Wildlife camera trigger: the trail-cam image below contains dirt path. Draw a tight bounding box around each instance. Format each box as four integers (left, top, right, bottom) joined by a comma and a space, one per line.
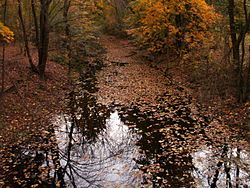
96, 35, 169, 107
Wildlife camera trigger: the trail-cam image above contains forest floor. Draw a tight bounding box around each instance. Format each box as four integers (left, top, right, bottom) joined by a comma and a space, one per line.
0, 46, 71, 146
96, 35, 250, 143
1, 36, 249, 146
0, 35, 250, 187
0, 35, 249, 150
94, 35, 250, 187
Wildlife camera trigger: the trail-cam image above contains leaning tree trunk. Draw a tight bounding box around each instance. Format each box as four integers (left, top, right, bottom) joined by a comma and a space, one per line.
17, 0, 38, 72
38, 0, 51, 79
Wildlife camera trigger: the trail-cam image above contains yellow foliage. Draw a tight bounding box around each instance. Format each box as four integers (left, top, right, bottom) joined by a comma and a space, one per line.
0, 21, 14, 43
126, 0, 220, 53
94, 0, 124, 30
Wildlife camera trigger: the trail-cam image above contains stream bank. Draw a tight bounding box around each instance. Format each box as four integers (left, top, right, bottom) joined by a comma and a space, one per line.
1, 35, 249, 187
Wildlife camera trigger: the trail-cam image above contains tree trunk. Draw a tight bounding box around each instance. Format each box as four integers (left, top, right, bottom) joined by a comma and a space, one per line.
1, 45, 6, 94
245, 46, 250, 100
31, 0, 39, 48
241, 0, 250, 102
227, 0, 250, 102
63, 0, 72, 74
228, 0, 239, 64
1, 0, 7, 94
17, 0, 38, 72
38, 0, 51, 79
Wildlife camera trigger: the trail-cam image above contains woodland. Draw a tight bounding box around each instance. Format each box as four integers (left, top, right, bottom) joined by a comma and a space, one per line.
0, 0, 250, 187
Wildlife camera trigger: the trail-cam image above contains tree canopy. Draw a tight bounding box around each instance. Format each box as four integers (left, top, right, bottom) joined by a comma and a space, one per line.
0, 21, 14, 43
126, 0, 220, 53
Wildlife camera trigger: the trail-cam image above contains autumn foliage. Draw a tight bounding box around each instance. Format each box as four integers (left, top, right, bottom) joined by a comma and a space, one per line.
0, 21, 14, 43
126, 0, 219, 53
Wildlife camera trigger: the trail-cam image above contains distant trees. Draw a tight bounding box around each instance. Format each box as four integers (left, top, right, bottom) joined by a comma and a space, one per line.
1, 0, 129, 81
63, 0, 71, 73
124, 0, 250, 102
125, 0, 219, 53
1, 0, 249, 102
227, 0, 250, 102
94, 0, 128, 33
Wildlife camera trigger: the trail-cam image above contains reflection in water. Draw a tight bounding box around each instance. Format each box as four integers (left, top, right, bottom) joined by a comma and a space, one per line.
118, 105, 201, 187
50, 64, 142, 187
118, 103, 250, 188
1, 63, 250, 187
53, 111, 142, 187
192, 146, 250, 188
0, 145, 50, 187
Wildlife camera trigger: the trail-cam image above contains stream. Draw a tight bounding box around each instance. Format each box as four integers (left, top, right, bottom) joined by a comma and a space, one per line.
1, 61, 250, 188
50, 63, 250, 187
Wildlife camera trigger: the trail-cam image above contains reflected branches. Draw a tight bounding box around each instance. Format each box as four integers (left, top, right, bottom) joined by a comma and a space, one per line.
49, 62, 141, 187
1, 60, 249, 187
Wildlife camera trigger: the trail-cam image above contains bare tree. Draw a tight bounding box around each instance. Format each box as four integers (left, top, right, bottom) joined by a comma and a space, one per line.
38, 0, 52, 79
17, 0, 38, 72
228, 0, 250, 102
63, 0, 72, 74
31, 0, 39, 48
1, 0, 7, 94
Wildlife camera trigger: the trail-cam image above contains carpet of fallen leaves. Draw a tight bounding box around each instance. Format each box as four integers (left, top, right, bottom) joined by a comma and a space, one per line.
96, 35, 250, 143
96, 35, 250, 187
0, 45, 72, 186
0, 36, 249, 187
97, 36, 169, 109
0, 46, 70, 144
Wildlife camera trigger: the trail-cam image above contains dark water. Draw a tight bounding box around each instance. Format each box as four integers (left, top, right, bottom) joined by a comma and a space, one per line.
1, 62, 250, 188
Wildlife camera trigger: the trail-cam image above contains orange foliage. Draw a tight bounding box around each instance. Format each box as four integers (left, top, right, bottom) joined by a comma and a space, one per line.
126, 0, 220, 53
0, 21, 14, 43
